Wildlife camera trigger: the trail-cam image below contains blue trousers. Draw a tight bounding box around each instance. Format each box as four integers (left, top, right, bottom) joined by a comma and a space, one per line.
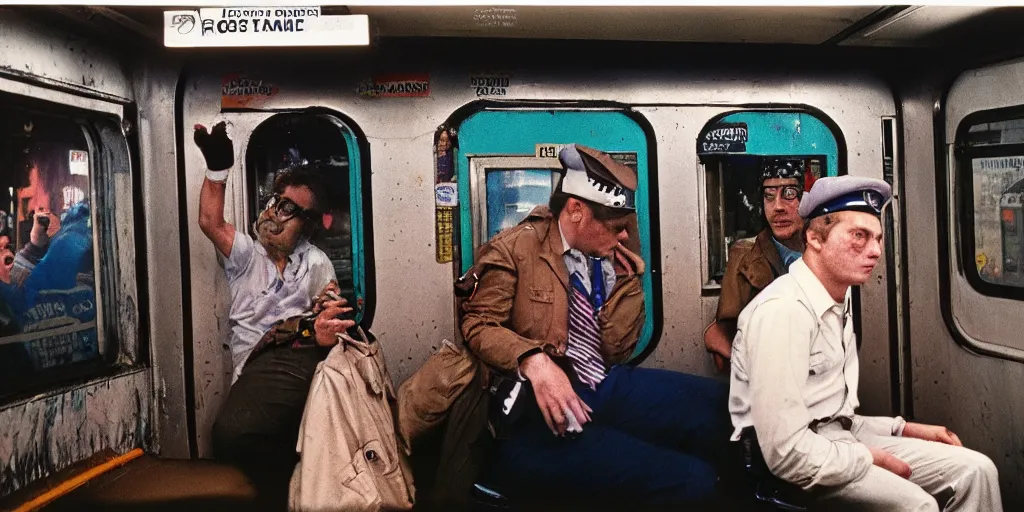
486, 365, 731, 507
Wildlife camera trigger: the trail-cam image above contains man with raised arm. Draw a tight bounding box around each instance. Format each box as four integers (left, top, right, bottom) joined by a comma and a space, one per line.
730, 175, 1002, 511
193, 122, 353, 502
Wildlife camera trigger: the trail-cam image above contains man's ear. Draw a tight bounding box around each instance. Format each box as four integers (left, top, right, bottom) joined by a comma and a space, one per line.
321, 212, 334, 232
565, 197, 581, 215
805, 228, 823, 252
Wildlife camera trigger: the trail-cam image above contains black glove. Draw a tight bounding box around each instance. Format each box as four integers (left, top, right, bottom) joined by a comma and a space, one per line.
193, 121, 234, 171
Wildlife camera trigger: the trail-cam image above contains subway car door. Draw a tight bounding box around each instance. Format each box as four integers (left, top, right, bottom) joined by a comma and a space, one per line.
687, 107, 897, 413
448, 108, 659, 362
183, 81, 369, 457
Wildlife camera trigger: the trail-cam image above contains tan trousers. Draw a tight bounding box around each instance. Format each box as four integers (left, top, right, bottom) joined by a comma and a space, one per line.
812, 425, 1002, 512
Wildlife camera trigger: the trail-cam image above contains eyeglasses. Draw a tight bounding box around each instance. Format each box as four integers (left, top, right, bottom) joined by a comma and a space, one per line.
763, 185, 801, 203
263, 194, 318, 223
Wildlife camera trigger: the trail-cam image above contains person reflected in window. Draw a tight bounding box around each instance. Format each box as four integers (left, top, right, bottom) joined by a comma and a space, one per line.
460, 144, 732, 508
704, 158, 811, 371
730, 176, 1002, 511
0, 201, 97, 371
193, 122, 354, 506
0, 234, 17, 337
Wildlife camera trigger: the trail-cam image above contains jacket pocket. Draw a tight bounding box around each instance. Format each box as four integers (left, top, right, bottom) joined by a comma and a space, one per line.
289, 452, 381, 512
361, 439, 415, 510
807, 350, 838, 376
528, 287, 554, 304
340, 455, 382, 511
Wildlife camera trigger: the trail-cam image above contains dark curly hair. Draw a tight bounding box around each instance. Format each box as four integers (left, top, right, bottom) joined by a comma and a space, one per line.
271, 163, 336, 238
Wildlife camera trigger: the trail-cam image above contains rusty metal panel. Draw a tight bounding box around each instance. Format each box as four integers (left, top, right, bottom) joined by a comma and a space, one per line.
0, 10, 132, 103
0, 370, 150, 496
131, 58, 189, 459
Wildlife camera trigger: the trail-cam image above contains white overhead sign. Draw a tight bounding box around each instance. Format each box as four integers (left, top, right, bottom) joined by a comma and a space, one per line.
164, 7, 369, 47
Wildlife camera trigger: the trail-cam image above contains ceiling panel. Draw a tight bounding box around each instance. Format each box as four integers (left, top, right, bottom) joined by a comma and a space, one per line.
838, 5, 1000, 47
351, 6, 878, 45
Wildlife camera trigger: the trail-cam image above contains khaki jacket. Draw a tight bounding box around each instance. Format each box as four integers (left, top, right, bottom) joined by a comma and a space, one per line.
715, 228, 787, 324
289, 328, 415, 512
461, 206, 646, 374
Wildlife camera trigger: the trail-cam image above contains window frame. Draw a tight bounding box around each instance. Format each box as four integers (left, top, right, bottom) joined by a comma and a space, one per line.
0, 86, 140, 405
468, 156, 563, 250
241, 109, 374, 326
450, 105, 661, 364
955, 105, 1024, 302
696, 108, 846, 294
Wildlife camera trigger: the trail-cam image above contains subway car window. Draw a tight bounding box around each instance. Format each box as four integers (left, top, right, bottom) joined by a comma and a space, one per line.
0, 100, 102, 396
698, 111, 839, 286
484, 169, 558, 240
245, 113, 363, 314
958, 111, 1024, 291
455, 110, 656, 360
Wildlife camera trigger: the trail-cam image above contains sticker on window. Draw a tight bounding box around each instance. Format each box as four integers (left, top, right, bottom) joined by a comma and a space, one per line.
69, 150, 89, 176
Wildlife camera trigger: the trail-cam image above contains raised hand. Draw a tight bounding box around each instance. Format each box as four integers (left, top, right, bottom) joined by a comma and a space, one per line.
193, 121, 234, 171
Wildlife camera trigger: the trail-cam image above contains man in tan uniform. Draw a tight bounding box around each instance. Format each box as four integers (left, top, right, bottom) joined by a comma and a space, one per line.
462, 144, 730, 508
705, 158, 810, 370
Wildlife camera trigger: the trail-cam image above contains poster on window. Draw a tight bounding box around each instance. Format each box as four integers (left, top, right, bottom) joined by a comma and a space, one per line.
972, 156, 1024, 283
69, 150, 89, 176
697, 122, 748, 154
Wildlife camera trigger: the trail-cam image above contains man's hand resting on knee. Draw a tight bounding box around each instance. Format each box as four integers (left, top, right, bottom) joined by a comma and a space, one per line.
869, 447, 912, 479
519, 352, 593, 437
902, 422, 963, 447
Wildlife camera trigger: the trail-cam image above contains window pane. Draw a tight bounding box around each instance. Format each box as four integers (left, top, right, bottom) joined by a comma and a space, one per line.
0, 106, 100, 384
485, 169, 554, 240
704, 154, 826, 283
246, 114, 357, 305
971, 156, 1024, 287
966, 119, 1024, 147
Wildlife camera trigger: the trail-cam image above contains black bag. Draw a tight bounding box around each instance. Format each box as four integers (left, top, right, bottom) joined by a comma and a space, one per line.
740, 427, 809, 510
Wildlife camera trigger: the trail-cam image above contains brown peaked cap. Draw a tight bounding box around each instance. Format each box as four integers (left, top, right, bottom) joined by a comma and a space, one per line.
574, 145, 638, 191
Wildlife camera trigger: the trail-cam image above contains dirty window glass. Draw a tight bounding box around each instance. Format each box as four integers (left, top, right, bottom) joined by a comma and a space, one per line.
965, 118, 1024, 147
485, 169, 556, 239
0, 105, 101, 388
969, 156, 1024, 287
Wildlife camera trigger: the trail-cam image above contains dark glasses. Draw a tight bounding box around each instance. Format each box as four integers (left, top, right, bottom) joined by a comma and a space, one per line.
762, 185, 802, 202
263, 194, 318, 223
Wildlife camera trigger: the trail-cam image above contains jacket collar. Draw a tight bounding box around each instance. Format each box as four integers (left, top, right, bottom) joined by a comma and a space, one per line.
751, 228, 787, 277
527, 206, 571, 290
525, 205, 645, 289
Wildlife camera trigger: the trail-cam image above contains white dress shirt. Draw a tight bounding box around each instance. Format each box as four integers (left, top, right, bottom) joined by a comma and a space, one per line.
729, 257, 903, 490
222, 230, 336, 383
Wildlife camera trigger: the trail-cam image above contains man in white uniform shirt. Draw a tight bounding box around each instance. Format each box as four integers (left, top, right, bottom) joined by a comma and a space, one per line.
729, 175, 1002, 511
193, 122, 355, 507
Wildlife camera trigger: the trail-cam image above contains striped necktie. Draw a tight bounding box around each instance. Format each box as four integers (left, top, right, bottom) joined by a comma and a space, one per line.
565, 258, 607, 390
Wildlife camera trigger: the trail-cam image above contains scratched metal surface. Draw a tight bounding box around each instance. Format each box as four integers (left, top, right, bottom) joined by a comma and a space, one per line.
0, 370, 150, 496
0, 11, 146, 497
0, 10, 132, 103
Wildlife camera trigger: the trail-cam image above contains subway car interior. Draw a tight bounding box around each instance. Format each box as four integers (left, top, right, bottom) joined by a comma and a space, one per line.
3, 3, 1024, 511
